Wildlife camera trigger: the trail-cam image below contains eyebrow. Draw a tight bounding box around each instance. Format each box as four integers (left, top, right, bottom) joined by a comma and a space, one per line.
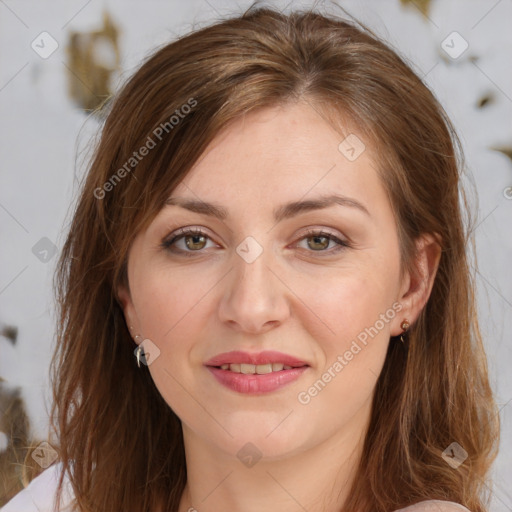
165, 194, 371, 222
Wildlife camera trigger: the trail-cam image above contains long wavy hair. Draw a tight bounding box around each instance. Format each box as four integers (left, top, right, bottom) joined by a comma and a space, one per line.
48, 3, 499, 511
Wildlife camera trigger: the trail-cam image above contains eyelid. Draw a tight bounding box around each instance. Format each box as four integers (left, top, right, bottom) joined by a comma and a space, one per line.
298, 226, 346, 240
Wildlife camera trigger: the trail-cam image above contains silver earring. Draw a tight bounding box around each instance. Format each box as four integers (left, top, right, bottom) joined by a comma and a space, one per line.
135, 344, 143, 368
133, 333, 143, 368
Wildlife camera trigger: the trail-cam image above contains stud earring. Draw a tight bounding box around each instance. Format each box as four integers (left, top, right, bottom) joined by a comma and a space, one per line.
400, 319, 410, 344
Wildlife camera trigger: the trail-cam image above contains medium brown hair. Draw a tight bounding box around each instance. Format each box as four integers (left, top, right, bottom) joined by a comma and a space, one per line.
49, 3, 499, 511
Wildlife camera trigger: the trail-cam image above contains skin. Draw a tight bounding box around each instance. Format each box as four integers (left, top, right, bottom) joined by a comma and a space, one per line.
117, 100, 441, 512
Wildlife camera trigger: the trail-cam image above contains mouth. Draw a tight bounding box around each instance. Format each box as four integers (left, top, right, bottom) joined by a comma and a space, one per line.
204, 350, 310, 394
209, 362, 308, 374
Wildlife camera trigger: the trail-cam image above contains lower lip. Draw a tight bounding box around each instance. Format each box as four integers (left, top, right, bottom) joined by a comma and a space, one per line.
206, 366, 309, 394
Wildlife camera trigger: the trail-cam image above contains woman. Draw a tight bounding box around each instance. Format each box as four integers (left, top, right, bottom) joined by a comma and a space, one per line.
2, 4, 499, 512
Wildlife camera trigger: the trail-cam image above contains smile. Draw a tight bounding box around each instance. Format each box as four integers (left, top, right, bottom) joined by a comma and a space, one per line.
219, 363, 296, 373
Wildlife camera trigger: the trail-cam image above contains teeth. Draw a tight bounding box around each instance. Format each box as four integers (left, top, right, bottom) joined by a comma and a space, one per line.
219, 363, 298, 373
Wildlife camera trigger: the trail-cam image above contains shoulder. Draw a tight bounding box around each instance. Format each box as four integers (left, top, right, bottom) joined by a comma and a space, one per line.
1, 462, 76, 512
394, 500, 472, 512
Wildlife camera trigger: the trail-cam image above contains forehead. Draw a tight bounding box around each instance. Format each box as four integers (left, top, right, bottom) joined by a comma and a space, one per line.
168, 102, 386, 219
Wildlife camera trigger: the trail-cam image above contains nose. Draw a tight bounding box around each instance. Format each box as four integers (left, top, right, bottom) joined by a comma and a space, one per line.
217, 246, 290, 334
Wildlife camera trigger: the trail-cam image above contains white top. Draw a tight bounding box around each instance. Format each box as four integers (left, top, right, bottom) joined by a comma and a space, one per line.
1, 463, 75, 512
1, 463, 473, 512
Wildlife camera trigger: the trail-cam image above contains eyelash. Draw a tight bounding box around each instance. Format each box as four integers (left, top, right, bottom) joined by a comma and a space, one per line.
160, 227, 350, 257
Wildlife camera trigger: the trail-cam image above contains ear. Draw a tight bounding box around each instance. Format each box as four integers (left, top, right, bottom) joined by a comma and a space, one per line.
392, 233, 442, 336
117, 283, 140, 342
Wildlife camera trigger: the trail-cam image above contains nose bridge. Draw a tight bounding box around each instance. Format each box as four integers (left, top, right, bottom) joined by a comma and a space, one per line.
218, 236, 288, 332
235, 244, 271, 297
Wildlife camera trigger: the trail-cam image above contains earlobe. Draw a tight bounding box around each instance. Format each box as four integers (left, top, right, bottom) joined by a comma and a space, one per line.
395, 233, 442, 335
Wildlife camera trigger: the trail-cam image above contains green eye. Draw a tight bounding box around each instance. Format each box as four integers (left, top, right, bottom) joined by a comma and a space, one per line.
297, 230, 349, 254
182, 232, 208, 251
161, 228, 213, 255
306, 234, 331, 251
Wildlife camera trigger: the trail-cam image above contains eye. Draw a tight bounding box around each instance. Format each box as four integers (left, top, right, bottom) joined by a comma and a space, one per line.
161, 227, 350, 257
295, 229, 350, 255
161, 228, 217, 256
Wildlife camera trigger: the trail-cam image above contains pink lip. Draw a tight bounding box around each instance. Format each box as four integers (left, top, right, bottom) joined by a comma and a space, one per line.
206, 366, 309, 394
204, 350, 310, 395
204, 350, 309, 368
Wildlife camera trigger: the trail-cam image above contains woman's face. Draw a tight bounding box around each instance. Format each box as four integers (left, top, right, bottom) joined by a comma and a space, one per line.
118, 101, 429, 461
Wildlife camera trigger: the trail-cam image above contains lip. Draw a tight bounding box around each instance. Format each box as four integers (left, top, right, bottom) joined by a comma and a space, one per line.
206, 366, 309, 394
204, 350, 309, 368
204, 350, 310, 395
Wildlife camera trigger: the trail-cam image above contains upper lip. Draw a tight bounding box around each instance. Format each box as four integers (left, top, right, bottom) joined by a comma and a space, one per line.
204, 350, 309, 368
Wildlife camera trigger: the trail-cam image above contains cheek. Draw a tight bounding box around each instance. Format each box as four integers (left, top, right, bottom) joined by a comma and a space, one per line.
130, 268, 214, 419
129, 263, 230, 392
294, 267, 397, 356
292, 269, 398, 403
132, 265, 217, 342
292, 273, 395, 431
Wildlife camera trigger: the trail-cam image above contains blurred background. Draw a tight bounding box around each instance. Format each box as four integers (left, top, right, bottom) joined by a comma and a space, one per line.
0, 0, 511, 508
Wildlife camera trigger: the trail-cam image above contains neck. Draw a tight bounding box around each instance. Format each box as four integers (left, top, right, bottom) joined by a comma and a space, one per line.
176, 398, 372, 512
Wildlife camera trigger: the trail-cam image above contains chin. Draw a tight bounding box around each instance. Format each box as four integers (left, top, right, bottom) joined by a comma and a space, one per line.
207, 415, 310, 459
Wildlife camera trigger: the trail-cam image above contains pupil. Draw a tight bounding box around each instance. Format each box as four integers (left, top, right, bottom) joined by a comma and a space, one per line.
309, 235, 328, 250
186, 235, 206, 250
